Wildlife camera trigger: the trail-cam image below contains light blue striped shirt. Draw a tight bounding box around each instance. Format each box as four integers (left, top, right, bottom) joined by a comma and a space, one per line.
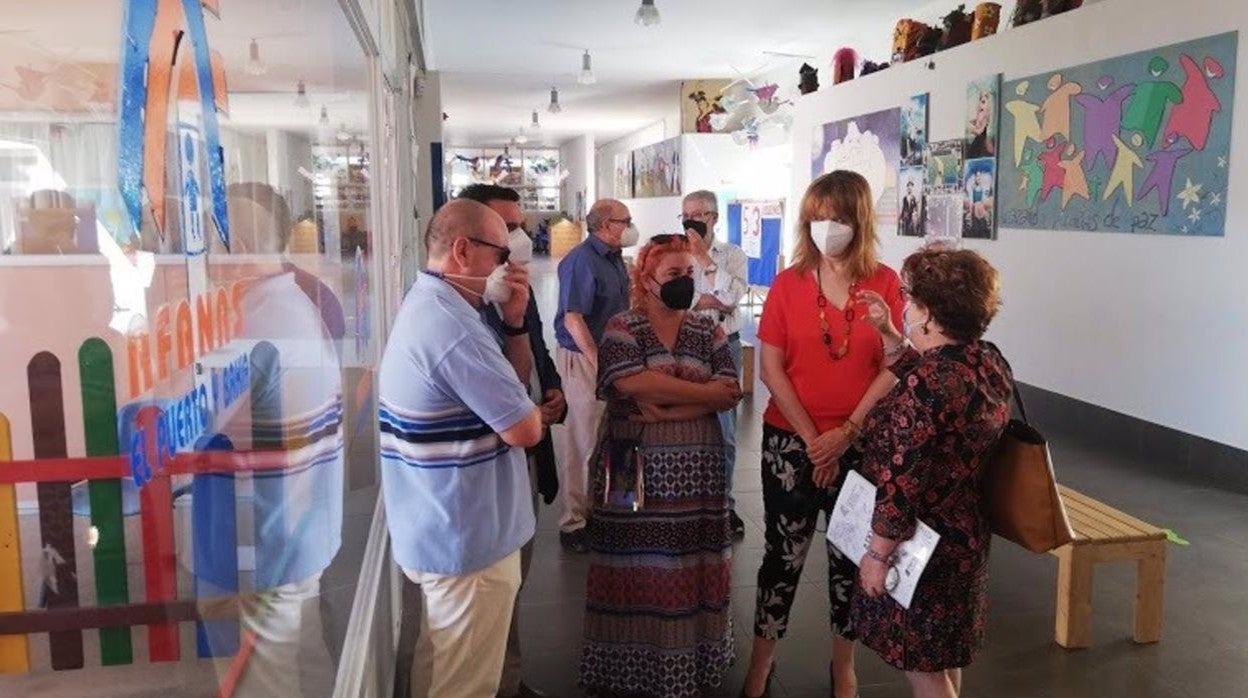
379, 272, 536, 575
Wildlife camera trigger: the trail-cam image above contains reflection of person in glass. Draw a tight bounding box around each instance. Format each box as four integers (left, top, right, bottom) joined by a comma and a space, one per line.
201, 182, 344, 696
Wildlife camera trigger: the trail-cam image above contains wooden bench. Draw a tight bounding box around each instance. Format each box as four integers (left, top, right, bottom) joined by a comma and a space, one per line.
1049, 485, 1167, 649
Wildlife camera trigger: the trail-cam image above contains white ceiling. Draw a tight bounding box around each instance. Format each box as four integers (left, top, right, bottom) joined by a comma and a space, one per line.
424, 0, 926, 148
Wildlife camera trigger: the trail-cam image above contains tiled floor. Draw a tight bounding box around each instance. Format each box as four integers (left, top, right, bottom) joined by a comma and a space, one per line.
504, 256, 1248, 697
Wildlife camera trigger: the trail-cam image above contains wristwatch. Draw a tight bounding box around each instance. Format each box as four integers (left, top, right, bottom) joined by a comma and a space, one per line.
502, 320, 529, 336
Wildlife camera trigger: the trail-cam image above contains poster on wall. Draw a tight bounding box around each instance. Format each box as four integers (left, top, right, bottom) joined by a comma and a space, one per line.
682, 79, 733, 133
613, 152, 634, 199
999, 32, 1238, 236
898, 167, 926, 237
962, 156, 997, 239
902, 93, 929, 167
925, 139, 966, 244
811, 107, 902, 225
966, 74, 1002, 160
727, 200, 783, 287
632, 137, 682, 198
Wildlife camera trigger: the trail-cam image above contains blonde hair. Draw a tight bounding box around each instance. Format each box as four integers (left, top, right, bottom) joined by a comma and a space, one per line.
791, 170, 880, 282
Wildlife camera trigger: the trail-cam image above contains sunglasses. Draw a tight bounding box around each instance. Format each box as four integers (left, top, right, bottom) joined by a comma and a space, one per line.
467, 236, 511, 264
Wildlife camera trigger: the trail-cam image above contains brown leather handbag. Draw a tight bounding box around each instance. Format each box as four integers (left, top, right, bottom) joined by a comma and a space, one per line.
983, 345, 1075, 553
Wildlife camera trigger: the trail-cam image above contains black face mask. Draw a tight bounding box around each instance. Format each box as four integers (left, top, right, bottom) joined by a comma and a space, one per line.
653, 275, 695, 310
682, 219, 708, 237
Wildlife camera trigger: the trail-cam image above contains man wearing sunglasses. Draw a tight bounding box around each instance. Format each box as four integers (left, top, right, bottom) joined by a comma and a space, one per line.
553, 198, 638, 552
457, 183, 564, 698
380, 198, 542, 698
682, 190, 750, 539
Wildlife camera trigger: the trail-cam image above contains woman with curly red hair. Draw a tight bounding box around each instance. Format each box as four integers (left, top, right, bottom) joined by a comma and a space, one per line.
852, 247, 1013, 698
579, 234, 743, 697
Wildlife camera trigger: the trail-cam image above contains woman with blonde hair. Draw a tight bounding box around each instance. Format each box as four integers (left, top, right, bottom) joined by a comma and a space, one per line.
580, 234, 742, 697
741, 170, 907, 698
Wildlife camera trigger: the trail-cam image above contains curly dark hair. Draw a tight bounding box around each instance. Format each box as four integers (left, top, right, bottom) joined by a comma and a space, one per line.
902, 247, 1001, 343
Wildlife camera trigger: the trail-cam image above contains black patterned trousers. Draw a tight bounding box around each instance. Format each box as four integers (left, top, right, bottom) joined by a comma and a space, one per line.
752, 423, 859, 640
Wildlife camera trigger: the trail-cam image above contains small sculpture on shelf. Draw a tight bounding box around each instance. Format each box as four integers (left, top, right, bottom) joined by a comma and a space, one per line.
972, 3, 1002, 40
1043, 0, 1083, 16
860, 60, 889, 77
888, 18, 928, 62
917, 23, 944, 58
832, 47, 858, 85
940, 5, 973, 50
798, 63, 819, 95
1011, 0, 1044, 27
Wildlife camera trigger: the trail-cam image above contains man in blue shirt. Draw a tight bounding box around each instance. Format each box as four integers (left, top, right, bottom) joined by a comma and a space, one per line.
379, 199, 543, 697
553, 198, 636, 552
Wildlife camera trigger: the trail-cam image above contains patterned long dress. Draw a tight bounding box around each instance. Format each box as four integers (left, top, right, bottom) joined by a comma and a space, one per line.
580, 310, 736, 698
851, 342, 1013, 672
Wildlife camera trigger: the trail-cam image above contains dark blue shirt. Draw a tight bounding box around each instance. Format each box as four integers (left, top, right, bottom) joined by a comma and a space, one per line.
554, 234, 630, 352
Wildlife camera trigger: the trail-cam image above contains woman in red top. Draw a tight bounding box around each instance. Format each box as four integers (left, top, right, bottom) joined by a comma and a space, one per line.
741, 171, 907, 698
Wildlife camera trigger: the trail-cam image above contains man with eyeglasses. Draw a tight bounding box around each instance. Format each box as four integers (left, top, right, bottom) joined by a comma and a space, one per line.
380, 198, 542, 697
456, 183, 563, 698
553, 198, 638, 552
682, 190, 750, 539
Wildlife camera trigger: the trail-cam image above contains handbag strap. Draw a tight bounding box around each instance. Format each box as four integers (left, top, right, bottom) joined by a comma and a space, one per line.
984, 341, 1030, 426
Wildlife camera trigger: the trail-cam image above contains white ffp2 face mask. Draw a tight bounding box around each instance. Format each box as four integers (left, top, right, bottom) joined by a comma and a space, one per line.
620, 224, 640, 247
508, 229, 533, 266
810, 219, 855, 258
444, 264, 512, 304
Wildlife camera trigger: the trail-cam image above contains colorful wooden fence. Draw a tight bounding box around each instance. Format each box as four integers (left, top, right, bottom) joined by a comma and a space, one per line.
0, 338, 288, 679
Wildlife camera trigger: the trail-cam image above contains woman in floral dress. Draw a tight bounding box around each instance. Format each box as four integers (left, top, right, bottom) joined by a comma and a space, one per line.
853, 248, 1013, 698
580, 234, 742, 698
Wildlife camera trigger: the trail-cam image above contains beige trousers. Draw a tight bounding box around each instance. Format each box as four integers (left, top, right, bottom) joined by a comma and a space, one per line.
405, 550, 522, 698
554, 347, 605, 533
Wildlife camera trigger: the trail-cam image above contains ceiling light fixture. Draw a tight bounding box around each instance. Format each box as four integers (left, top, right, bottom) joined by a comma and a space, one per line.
635, 0, 661, 27
319, 105, 329, 126
294, 79, 309, 108
246, 38, 266, 76
548, 86, 562, 114
515, 128, 529, 145
336, 123, 352, 142
578, 50, 596, 86
531, 110, 541, 130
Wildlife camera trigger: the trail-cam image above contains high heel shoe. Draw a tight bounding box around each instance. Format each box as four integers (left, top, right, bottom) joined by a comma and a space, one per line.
739, 662, 776, 698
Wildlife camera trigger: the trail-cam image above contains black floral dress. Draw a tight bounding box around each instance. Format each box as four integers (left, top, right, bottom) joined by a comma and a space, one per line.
850, 342, 1013, 672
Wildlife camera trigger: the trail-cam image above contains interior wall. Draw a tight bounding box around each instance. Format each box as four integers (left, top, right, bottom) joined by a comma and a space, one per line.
790, 0, 1248, 450
559, 133, 595, 218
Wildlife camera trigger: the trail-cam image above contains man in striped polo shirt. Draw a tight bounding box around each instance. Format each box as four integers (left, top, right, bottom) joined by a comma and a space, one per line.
379, 199, 543, 697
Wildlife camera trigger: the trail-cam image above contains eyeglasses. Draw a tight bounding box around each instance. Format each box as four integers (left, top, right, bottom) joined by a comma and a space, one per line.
678, 211, 716, 221
467, 236, 511, 264
607, 217, 633, 227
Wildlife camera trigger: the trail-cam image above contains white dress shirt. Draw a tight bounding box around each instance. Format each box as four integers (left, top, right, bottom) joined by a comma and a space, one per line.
692, 238, 749, 337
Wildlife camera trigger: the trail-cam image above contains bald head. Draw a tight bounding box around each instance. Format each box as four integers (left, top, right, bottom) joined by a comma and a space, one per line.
586, 199, 624, 234
425, 198, 507, 262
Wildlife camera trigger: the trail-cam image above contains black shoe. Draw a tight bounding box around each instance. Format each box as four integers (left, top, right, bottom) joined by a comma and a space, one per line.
729, 510, 746, 540
740, 663, 776, 698
560, 529, 588, 553
499, 682, 551, 698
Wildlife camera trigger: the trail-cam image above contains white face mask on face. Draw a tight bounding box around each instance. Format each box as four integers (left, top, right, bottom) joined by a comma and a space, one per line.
444, 263, 512, 304
809, 219, 855, 258
508, 228, 533, 266
619, 224, 640, 247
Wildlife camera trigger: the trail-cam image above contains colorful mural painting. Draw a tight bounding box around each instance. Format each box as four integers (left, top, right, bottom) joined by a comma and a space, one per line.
999, 32, 1238, 235
632, 137, 681, 198
811, 107, 903, 225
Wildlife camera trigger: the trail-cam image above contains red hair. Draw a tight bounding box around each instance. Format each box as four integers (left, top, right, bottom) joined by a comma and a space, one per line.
630, 235, 690, 309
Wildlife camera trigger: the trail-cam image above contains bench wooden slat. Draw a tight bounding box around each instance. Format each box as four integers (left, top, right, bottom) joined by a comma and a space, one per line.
1063, 499, 1154, 540
1065, 508, 1127, 541
1060, 491, 1150, 537
1059, 486, 1164, 538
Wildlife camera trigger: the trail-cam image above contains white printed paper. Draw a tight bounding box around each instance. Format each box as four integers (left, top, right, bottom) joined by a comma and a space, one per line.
826, 469, 941, 609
